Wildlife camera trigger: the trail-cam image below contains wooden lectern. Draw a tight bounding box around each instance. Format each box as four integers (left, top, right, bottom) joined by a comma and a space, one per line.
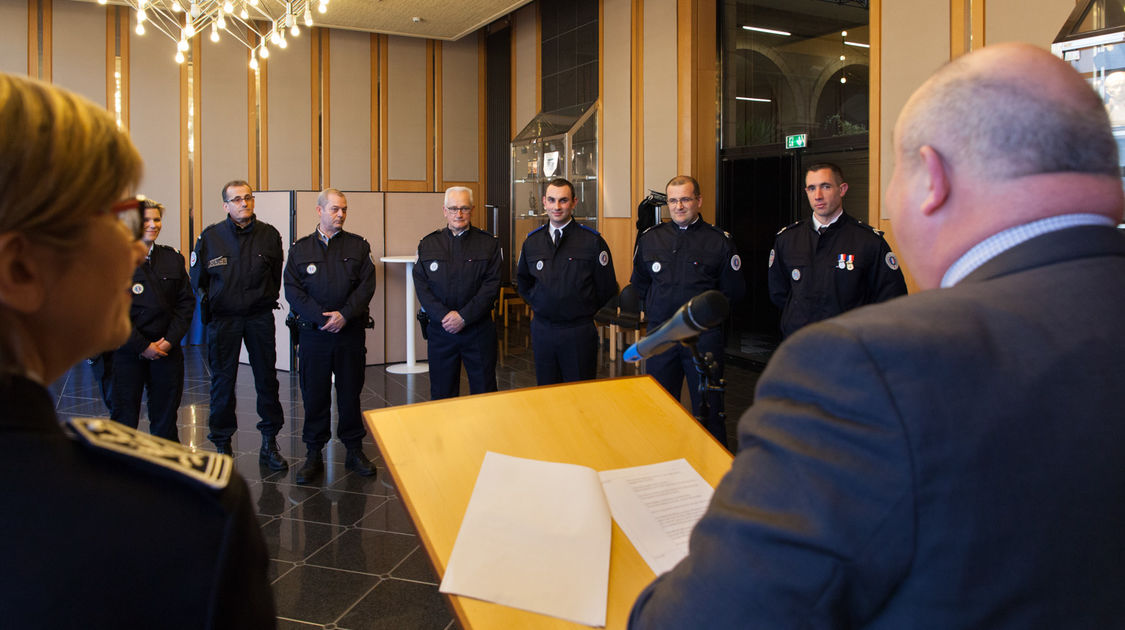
363, 375, 734, 629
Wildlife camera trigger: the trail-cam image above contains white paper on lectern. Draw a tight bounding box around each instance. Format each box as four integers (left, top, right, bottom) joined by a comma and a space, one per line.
439, 451, 612, 627
598, 459, 714, 576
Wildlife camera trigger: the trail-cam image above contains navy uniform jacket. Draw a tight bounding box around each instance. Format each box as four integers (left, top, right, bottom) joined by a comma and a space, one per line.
630, 226, 1125, 629
768, 212, 907, 337
190, 215, 283, 318
630, 218, 746, 326
516, 222, 617, 323
413, 226, 502, 326
120, 244, 195, 355
0, 375, 276, 628
284, 229, 376, 328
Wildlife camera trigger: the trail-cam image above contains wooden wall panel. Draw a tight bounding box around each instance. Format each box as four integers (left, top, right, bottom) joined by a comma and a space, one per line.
199, 36, 250, 227
603, 0, 632, 219
642, 0, 677, 196
52, 0, 106, 106
385, 36, 430, 185
267, 31, 313, 190
601, 216, 635, 289
986, 0, 1074, 49
130, 27, 182, 250
329, 29, 373, 191
0, 0, 28, 76
512, 2, 539, 137
383, 192, 446, 363
442, 36, 480, 183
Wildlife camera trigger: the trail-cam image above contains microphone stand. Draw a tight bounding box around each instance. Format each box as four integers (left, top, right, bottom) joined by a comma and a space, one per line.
682, 337, 726, 437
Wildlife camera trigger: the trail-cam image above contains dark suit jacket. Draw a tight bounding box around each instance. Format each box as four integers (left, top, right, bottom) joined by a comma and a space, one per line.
630, 225, 1125, 629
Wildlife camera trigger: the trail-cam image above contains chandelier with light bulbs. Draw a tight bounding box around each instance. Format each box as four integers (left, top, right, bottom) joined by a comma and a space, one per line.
101, 0, 329, 68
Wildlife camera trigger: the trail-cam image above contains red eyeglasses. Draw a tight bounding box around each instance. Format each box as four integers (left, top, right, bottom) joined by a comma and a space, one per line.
109, 196, 162, 241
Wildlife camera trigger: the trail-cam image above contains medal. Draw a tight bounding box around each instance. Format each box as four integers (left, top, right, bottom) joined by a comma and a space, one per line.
306, 263, 317, 274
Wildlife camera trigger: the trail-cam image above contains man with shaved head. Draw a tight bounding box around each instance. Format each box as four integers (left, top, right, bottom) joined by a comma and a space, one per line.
630, 43, 1125, 628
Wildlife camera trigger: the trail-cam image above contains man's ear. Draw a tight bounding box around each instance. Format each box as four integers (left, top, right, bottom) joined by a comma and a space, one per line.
918, 145, 950, 216
0, 233, 46, 313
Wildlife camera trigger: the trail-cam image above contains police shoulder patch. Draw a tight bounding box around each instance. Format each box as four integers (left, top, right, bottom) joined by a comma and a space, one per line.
67, 418, 233, 490
885, 251, 900, 271
189, 251, 197, 267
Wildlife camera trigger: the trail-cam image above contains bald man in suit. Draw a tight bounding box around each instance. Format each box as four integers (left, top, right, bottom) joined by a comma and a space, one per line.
630, 42, 1125, 629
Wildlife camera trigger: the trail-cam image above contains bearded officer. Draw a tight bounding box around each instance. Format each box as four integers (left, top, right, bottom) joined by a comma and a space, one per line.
284, 188, 378, 484
630, 175, 745, 445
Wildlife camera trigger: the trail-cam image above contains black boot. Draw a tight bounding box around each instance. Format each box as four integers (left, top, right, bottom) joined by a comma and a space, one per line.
259, 436, 288, 470
295, 449, 324, 485
345, 448, 377, 477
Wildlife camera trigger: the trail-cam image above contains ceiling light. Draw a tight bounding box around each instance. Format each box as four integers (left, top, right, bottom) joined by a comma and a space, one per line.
742, 25, 791, 36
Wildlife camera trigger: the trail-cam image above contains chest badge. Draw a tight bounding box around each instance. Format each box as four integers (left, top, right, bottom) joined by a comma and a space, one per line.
651, 261, 662, 273
131, 283, 144, 295
430, 261, 439, 272
846, 255, 854, 271
792, 269, 801, 282
306, 263, 317, 275
536, 260, 544, 271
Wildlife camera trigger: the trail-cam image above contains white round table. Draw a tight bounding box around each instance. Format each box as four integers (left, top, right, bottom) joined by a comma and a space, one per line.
380, 255, 429, 374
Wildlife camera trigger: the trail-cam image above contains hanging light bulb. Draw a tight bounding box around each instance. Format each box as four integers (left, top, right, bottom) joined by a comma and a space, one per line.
217, 13, 226, 29
259, 44, 269, 58
270, 28, 282, 46
249, 0, 258, 6
175, 50, 185, 63
290, 23, 299, 37
840, 77, 847, 84
223, 0, 234, 13
184, 21, 195, 38
97, 0, 107, 4
137, 6, 147, 22
210, 23, 220, 42
189, 2, 200, 18
178, 37, 189, 52
278, 32, 287, 49
249, 52, 259, 69
135, 21, 145, 35
171, 0, 182, 12
240, 7, 249, 19
318, 0, 327, 13
285, 12, 295, 28
304, 8, 312, 26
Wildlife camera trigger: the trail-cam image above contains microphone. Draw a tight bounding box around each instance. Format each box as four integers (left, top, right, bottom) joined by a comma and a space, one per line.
623, 290, 729, 362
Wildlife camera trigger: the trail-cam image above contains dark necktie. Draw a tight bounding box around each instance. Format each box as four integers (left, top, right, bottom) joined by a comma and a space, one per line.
818, 225, 828, 235
553, 228, 562, 246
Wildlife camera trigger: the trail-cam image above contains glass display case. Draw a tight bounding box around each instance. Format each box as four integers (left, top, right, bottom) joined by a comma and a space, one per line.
510, 102, 598, 280
1053, 0, 1125, 207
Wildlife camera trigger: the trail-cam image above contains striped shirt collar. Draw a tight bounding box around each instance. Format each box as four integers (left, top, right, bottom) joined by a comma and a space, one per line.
940, 213, 1116, 287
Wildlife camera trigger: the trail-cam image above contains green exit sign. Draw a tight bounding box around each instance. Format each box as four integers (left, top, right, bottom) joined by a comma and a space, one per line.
786, 134, 808, 149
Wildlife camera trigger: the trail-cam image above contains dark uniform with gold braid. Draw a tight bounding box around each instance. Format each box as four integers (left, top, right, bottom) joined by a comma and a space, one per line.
284, 228, 377, 482
0, 374, 276, 628
110, 243, 195, 441
517, 221, 617, 385
413, 225, 502, 399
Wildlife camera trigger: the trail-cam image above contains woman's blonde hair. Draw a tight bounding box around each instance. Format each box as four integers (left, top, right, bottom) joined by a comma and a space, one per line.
0, 72, 143, 251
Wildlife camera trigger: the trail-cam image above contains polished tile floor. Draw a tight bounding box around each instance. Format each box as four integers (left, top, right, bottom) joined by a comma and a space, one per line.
48, 319, 763, 629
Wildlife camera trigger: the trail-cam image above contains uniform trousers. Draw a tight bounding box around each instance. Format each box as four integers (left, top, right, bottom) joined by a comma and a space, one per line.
646, 327, 727, 445
530, 317, 599, 385
110, 344, 185, 442
297, 324, 367, 449
426, 318, 498, 400
205, 310, 284, 445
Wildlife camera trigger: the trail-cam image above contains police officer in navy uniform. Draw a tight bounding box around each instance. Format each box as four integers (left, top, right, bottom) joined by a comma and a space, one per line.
631, 175, 746, 445
0, 72, 275, 628
190, 179, 288, 469
413, 186, 502, 399
517, 177, 618, 385
110, 198, 195, 441
284, 189, 378, 484
768, 162, 907, 339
